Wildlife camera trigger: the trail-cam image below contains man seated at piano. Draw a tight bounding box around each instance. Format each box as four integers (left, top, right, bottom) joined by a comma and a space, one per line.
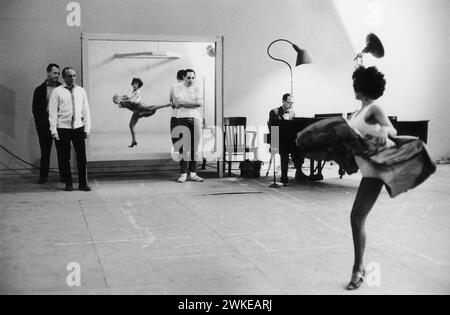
268, 93, 309, 186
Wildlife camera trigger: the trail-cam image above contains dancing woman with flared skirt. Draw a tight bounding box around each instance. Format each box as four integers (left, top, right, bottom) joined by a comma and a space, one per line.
113, 78, 171, 147
345, 66, 397, 290
296, 66, 435, 291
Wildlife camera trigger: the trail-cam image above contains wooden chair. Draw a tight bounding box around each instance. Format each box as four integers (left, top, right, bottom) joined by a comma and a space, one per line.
223, 117, 258, 176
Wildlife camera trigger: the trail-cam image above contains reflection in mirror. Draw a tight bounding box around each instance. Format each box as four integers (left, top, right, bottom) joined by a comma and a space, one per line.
85, 39, 216, 162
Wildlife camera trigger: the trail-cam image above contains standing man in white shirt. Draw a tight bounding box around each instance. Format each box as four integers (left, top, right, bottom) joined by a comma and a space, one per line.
171, 69, 204, 183
170, 69, 186, 154
48, 67, 91, 192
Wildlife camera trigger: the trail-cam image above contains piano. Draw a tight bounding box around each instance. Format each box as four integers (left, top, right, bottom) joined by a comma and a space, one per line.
268, 117, 429, 180
268, 118, 326, 179
393, 120, 429, 143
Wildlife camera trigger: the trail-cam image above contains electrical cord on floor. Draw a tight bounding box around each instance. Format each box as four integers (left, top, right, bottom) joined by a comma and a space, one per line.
0, 143, 59, 173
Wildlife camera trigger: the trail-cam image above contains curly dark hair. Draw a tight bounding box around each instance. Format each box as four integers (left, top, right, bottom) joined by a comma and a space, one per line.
176, 69, 186, 81
352, 66, 386, 100
131, 78, 143, 88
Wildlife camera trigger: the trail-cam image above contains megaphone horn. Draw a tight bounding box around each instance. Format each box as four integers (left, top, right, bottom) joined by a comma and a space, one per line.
355, 33, 385, 62
363, 33, 384, 58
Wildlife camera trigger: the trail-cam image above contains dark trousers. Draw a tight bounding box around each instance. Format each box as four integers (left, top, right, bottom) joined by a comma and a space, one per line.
36, 123, 63, 180
57, 127, 87, 186
171, 117, 201, 173
280, 151, 304, 181
170, 117, 178, 146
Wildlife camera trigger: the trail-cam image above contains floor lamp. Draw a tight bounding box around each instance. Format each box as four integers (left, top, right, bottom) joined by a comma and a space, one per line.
267, 39, 312, 94
266, 39, 312, 188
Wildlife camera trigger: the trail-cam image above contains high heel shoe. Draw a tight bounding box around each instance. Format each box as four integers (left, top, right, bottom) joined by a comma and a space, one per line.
128, 142, 137, 148
346, 270, 365, 290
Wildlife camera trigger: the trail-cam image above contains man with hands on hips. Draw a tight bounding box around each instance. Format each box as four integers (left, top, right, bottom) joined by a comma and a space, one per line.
49, 67, 92, 192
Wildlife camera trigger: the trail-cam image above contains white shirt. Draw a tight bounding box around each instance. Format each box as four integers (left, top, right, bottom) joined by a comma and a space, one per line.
129, 89, 142, 103
172, 84, 203, 120
169, 83, 181, 118
48, 84, 91, 135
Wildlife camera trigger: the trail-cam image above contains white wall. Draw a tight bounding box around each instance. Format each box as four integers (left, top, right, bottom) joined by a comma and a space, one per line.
1, 0, 449, 171
330, 0, 450, 159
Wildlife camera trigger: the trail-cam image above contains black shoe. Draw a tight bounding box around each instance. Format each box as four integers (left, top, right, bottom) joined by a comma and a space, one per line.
36, 177, 47, 184
281, 177, 289, 186
295, 171, 308, 181
79, 185, 91, 192
308, 173, 324, 181
128, 142, 137, 148
65, 183, 74, 191
347, 270, 365, 290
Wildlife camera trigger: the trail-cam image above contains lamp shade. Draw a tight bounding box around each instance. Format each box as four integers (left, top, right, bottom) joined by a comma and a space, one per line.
362, 33, 385, 58
293, 44, 313, 66
267, 39, 312, 94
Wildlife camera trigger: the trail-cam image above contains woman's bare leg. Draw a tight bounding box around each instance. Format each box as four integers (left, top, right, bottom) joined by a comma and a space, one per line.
347, 177, 384, 290
350, 178, 384, 272
129, 113, 140, 147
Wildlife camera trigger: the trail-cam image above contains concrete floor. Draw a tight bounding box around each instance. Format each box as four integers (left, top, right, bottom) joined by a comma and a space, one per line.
0, 164, 449, 295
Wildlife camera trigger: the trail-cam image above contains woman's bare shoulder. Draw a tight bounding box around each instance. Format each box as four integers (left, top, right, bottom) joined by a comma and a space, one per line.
364, 104, 386, 124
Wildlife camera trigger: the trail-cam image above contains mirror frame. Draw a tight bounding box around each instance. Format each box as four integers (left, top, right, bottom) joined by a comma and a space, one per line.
81, 33, 224, 177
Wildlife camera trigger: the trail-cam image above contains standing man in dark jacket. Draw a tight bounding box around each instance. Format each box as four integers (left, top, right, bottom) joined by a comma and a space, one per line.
32, 63, 62, 184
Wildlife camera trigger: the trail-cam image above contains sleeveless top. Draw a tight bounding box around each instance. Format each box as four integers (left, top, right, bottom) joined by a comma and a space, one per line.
347, 104, 395, 178
348, 104, 395, 148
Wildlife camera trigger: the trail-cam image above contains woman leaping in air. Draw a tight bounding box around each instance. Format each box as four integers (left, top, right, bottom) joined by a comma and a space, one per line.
113, 78, 171, 147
